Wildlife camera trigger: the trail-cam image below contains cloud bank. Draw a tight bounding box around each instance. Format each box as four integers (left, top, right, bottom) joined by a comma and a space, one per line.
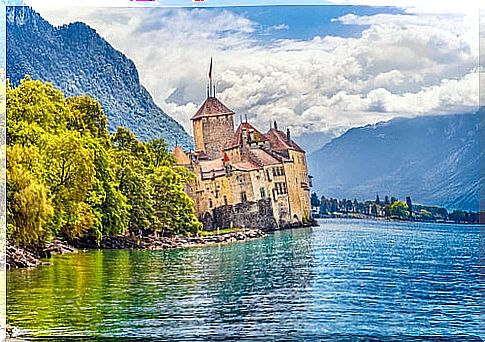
34, 6, 479, 138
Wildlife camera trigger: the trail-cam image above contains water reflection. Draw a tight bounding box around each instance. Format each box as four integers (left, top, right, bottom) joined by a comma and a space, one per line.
7, 220, 483, 340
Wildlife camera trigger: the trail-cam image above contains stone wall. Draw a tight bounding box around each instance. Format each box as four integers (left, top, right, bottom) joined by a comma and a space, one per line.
202, 115, 234, 159
199, 198, 278, 231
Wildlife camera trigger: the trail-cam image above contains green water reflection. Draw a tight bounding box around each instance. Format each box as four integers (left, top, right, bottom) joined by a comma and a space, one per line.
7, 220, 482, 340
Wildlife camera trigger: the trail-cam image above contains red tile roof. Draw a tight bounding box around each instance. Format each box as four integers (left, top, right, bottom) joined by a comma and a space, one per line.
199, 159, 224, 173
264, 128, 304, 153
191, 97, 234, 120
249, 148, 281, 166
172, 146, 191, 165
226, 122, 268, 148
232, 160, 261, 171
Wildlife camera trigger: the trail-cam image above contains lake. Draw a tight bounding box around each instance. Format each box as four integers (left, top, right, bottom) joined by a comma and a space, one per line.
7, 219, 484, 340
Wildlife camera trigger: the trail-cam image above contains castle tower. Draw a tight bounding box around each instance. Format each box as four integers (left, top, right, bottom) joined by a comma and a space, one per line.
191, 58, 235, 160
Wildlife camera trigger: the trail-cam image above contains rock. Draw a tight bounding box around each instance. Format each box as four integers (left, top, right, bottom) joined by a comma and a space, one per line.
6, 324, 19, 338
43, 239, 77, 255
6, 245, 41, 269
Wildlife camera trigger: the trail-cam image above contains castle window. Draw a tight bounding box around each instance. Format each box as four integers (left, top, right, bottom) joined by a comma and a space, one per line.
241, 192, 247, 202
260, 188, 266, 199
224, 195, 228, 205
215, 190, 219, 199
274, 182, 287, 195
266, 169, 272, 181
209, 199, 213, 208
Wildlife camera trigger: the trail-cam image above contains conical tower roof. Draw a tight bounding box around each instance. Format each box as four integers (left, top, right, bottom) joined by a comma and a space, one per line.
191, 97, 234, 120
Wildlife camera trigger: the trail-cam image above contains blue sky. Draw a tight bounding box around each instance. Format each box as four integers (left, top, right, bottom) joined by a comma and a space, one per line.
227, 5, 404, 40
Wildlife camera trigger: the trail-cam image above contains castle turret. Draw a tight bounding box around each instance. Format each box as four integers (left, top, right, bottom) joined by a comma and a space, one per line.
191, 58, 235, 160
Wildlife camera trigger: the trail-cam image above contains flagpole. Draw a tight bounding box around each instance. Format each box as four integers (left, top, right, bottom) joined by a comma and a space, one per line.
209, 57, 213, 97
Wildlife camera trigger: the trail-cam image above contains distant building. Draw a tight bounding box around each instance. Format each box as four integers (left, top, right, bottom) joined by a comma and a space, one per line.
173, 62, 312, 230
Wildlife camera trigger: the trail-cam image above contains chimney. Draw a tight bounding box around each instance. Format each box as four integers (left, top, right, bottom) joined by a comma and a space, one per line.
249, 128, 255, 143
242, 127, 248, 146
286, 128, 291, 142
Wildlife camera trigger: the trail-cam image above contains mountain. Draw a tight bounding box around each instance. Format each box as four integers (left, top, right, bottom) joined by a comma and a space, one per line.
294, 131, 337, 154
308, 113, 482, 211
6, 6, 192, 149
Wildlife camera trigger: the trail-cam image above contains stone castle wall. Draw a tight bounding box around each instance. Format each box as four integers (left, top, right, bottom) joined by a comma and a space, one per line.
199, 198, 278, 231
201, 115, 234, 159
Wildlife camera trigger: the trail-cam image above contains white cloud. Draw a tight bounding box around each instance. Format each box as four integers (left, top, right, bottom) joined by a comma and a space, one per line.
325, 0, 480, 16
32, 6, 479, 139
270, 24, 289, 30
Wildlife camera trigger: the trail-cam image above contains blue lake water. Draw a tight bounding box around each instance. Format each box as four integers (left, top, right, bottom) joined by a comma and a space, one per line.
7, 219, 484, 340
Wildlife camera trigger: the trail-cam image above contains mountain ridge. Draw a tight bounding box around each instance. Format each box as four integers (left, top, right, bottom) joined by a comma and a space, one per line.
308, 113, 481, 211
6, 6, 193, 149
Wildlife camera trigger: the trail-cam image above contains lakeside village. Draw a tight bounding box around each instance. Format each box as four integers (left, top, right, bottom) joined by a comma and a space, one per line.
310, 193, 480, 224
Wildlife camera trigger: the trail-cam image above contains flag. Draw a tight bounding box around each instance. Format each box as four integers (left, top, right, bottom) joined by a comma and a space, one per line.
209, 57, 212, 80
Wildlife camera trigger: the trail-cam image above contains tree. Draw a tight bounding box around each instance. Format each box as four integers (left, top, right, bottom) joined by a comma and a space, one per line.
41, 131, 95, 239
85, 139, 129, 241
66, 96, 109, 140
7, 146, 54, 247
390, 201, 409, 219
6, 77, 202, 249
147, 138, 174, 168
150, 166, 201, 237
406, 196, 413, 218
449, 210, 467, 223
311, 192, 321, 207
419, 209, 433, 221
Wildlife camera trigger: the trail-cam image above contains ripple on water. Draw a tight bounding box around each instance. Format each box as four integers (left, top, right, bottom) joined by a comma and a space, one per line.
7, 219, 484, 340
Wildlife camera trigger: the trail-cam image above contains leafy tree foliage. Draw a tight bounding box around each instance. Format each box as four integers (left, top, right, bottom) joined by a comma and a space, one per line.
7, 77, 200, 247
310, 192, 321, 207
390, 201, 409, 219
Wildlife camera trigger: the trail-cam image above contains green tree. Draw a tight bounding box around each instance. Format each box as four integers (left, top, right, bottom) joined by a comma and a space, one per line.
150, 166, 201, 237
7, 77, 202, 249
310, 192, 321, 207
66, 95, 109, 140
85, 139, 129, 241
390, 201, 409, 219
419, 209, 433, 221
7, 145, 54, 247
147, 138, 174, 168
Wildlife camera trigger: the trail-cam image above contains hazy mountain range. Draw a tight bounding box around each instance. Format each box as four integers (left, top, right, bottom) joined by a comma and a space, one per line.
6, 6, 192, 149
308, 113, 481, 211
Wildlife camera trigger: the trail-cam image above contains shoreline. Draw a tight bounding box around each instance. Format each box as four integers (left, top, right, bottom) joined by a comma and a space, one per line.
6, 229, 267, 270
315, 214, 480, 225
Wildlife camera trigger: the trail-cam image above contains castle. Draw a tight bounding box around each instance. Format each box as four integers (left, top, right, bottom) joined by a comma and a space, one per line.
173, 63, 312, 230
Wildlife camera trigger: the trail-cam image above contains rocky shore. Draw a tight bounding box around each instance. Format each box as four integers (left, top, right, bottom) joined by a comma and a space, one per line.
74, 229, 267, 250
7, 229, 267, 269
6, 239, 77, 269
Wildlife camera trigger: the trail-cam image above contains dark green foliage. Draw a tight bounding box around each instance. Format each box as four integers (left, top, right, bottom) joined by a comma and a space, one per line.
310, 192, 320, 207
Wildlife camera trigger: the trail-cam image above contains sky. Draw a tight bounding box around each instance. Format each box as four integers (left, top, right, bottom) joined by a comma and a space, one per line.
30, 2, 480, 148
